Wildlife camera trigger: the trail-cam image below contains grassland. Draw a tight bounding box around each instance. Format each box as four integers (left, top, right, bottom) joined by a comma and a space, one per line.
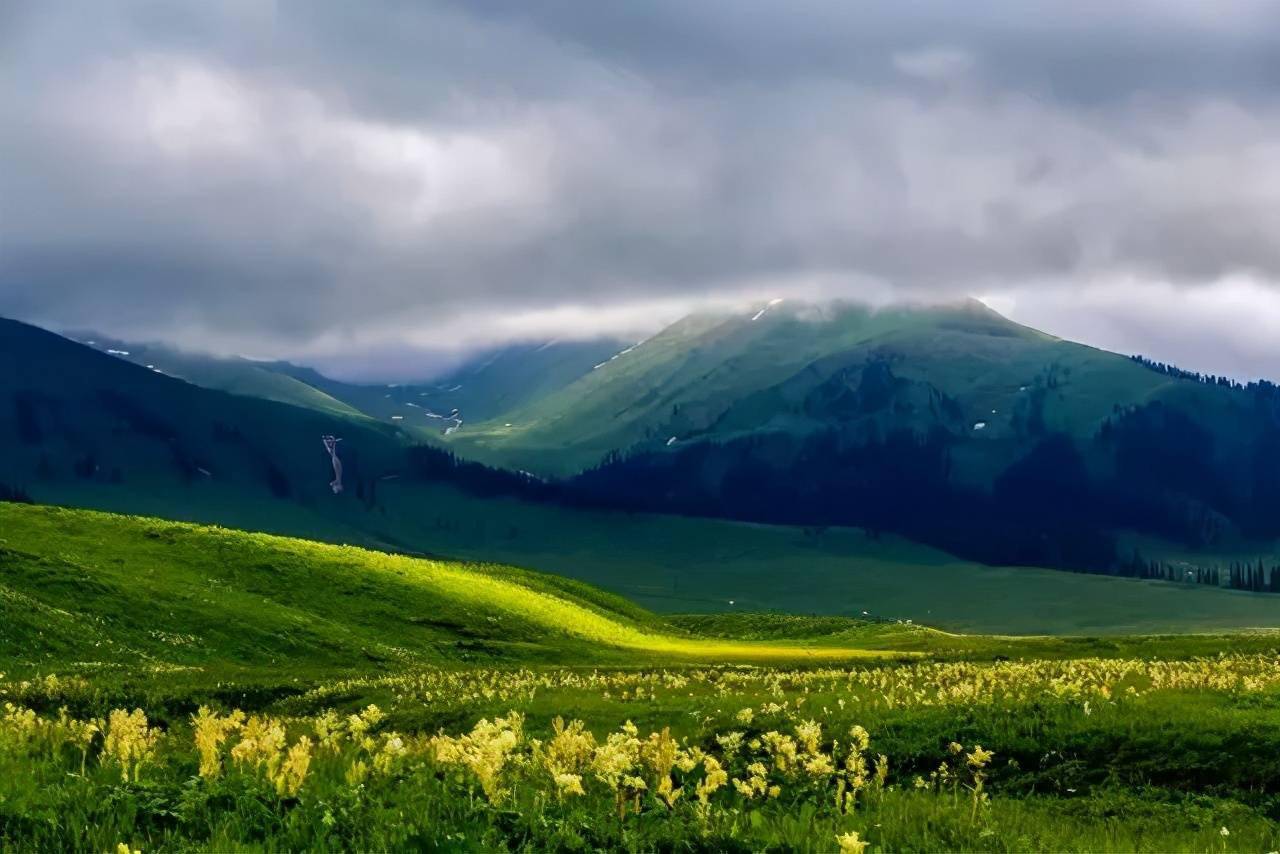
0, 502, 907, 681
31, 474, 1280, 637
11, 310, 1280, 641
4, 503, 1280, 851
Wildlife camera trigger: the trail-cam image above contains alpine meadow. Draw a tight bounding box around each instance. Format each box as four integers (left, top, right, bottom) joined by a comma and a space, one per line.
6, 3, 1280, 853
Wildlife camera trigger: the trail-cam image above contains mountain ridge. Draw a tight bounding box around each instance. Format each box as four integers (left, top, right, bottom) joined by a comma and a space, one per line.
7, 304, 1280, 596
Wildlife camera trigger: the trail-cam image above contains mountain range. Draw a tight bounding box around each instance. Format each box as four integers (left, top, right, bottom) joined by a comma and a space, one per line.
6, 299, 1280, 611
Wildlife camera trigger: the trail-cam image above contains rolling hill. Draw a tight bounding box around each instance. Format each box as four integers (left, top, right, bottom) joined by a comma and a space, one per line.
8, 503, 1280, 853
0, 502, 901, 679
63, 333, 369, 419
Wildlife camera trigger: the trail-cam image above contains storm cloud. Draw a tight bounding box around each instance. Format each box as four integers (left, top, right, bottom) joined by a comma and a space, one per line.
4, 1, 1280, 378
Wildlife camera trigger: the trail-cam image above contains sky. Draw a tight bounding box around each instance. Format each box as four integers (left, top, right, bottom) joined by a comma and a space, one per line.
4, 1, 1280, 380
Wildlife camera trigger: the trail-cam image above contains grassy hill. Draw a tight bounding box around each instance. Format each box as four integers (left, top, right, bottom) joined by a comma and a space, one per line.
9, 473, 1280, 637
0, 317, 417, 509
345, 480, 1280, 636
445, 302, 952, 475
0, 502, 905, 681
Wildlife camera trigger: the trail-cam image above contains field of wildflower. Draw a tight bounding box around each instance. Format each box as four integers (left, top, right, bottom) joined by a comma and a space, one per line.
6, 650, 1280, 852
5, 504, 1280, 851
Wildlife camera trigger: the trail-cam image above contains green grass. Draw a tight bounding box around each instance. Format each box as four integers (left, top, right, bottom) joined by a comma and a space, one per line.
22, 473, 1280, 637
357, 481, 1280, 636
0, 502, 909, 684
10, 312, 1280, 639
4, 504, 1280, 851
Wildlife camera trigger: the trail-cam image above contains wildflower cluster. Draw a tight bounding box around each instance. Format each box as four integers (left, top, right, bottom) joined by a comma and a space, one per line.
3, 652, 1280, 851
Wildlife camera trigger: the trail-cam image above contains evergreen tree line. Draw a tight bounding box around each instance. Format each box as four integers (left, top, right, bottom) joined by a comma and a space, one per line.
1117, 550, 1220, 586
1130, 354, 1280, 399
0, 482, 33, 504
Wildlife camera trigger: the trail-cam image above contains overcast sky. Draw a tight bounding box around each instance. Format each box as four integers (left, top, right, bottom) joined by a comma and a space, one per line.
4, 1, 1280, 380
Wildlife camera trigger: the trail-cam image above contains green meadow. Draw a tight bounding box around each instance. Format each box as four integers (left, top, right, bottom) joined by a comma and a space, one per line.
3, 502, 1280, 851
34, 477, 1280, 638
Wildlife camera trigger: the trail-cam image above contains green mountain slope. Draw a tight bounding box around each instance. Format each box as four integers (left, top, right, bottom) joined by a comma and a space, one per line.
445, 302, 943, 474
67, 331, 626, 437
66, 334, 369, 420
289, 338, 629, 429
441, 300, 1280, 571
6, 313, 1280, 633
0, 317, 421, 517
445, 299, 1236, 478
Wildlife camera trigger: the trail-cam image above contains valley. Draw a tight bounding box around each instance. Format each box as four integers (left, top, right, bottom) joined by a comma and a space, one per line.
8, 303, 1280, 630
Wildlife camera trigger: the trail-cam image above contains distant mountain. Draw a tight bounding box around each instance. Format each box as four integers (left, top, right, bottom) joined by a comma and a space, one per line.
444, 299, 1133, 476
65, 331, 625, 436
9, 307, 1280, 589
275, 338, 628, 430
63, 333, 368, 419
436, 300, 1280, 573
0, 318, 414, 520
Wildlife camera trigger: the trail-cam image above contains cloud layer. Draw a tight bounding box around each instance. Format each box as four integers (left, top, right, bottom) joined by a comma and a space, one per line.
4, 1, 1280, 378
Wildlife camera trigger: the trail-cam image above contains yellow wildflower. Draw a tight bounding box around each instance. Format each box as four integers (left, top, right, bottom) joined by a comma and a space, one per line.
191, 707, 244, 780
696, 756, 728, 804
272, 736, 313, 796
430, 711, 523, 801
966, 745, 994, 769
230, 716, 286, 774
836, 830, 869, 854
345, 758, 370, 787
103, 709, 160, 783
715, 731, 745, 758
554, 772, 585, 798
795, 719, 823, 754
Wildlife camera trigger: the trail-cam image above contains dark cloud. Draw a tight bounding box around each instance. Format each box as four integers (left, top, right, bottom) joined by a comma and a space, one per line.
3, 0, 1280, 376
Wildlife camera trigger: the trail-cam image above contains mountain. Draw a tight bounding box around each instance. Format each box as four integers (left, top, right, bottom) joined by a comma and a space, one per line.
267, 338, 629, 439
0, 316, 423, 530
65, 331, 625, 437
444, 299, 1210, 476
435, 299, 1280, 573
8, 308, 1280, 610
64, 333, 369, 419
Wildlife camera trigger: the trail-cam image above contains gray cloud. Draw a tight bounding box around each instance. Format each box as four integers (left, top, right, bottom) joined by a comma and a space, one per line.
3, 0, 1280, 377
